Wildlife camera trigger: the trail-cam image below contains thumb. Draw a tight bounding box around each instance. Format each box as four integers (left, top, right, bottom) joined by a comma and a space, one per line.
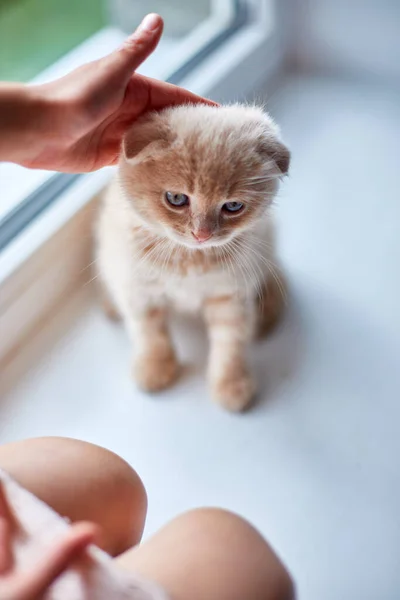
108, 13, 163, 79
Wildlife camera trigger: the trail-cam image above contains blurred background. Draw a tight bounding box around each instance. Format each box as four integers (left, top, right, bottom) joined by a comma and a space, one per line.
1, 2, 400, 600
1, 0, 399, 83
0, 0, 213, 81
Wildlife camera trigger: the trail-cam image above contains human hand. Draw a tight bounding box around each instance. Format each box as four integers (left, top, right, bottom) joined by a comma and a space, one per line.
22, 13, 214, 172
0, 483, 97, 600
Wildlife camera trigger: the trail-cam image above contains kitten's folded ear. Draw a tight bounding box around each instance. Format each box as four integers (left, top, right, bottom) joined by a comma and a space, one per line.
123, 116, 172, 164
257, 136, 291, 176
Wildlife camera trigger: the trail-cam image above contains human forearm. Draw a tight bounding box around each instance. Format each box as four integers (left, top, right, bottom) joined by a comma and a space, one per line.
0, 83, 54, 166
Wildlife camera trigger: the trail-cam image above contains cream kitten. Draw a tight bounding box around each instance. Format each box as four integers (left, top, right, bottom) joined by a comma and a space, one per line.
96, 104, 290, 412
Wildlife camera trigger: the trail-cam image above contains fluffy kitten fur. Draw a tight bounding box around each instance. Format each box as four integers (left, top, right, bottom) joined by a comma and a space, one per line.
96, 104, 290, 412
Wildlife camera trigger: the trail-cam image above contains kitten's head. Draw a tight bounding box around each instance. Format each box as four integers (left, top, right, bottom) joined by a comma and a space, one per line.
119, 104, 289, 249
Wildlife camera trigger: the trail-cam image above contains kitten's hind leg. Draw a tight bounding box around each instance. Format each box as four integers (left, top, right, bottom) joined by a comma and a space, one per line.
204, 296, 255, 412
257, 268, 286, 338
129, 306, 180, 393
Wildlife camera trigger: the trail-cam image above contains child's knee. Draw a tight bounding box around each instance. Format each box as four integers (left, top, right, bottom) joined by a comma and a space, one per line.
62, 438, 148, 555
0, 437, 147, 556
173, 508, 295, 599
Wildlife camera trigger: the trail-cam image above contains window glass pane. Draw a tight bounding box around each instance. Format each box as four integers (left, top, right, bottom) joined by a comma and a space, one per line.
0, 0, 106, 81
0, 0, 214, 82
110, 0, 212, 38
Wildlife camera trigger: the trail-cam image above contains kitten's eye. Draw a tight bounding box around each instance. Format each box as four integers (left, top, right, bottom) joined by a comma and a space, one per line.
223, 201, 244, 213
165, 191, 189, 207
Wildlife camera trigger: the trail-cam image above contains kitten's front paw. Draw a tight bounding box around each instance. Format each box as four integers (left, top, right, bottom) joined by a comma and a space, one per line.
133, 350, 180, 393
210, 368, 256, 412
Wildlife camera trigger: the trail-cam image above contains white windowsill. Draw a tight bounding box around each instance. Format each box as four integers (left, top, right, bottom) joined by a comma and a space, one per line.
3, 74, 400, 600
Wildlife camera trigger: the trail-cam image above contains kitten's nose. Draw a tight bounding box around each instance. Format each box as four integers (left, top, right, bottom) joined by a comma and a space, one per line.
191, 229, 212, 243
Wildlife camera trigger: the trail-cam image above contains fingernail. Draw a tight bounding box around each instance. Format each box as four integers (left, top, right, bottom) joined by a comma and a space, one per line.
140, 13, 161, 33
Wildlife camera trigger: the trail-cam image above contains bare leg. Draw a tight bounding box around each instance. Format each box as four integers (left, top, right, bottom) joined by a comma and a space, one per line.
0, 437, 147, 556
204, 295, 255, 412
117, 508, 295, 600
129, 306, 180, 392
0, 439, 294, 598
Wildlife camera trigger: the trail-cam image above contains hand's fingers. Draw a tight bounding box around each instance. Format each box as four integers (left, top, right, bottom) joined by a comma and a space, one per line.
16, 522, 98, 598
0, 517, 13, 574
135, 74, 218, 110
106, 14, 163, 82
